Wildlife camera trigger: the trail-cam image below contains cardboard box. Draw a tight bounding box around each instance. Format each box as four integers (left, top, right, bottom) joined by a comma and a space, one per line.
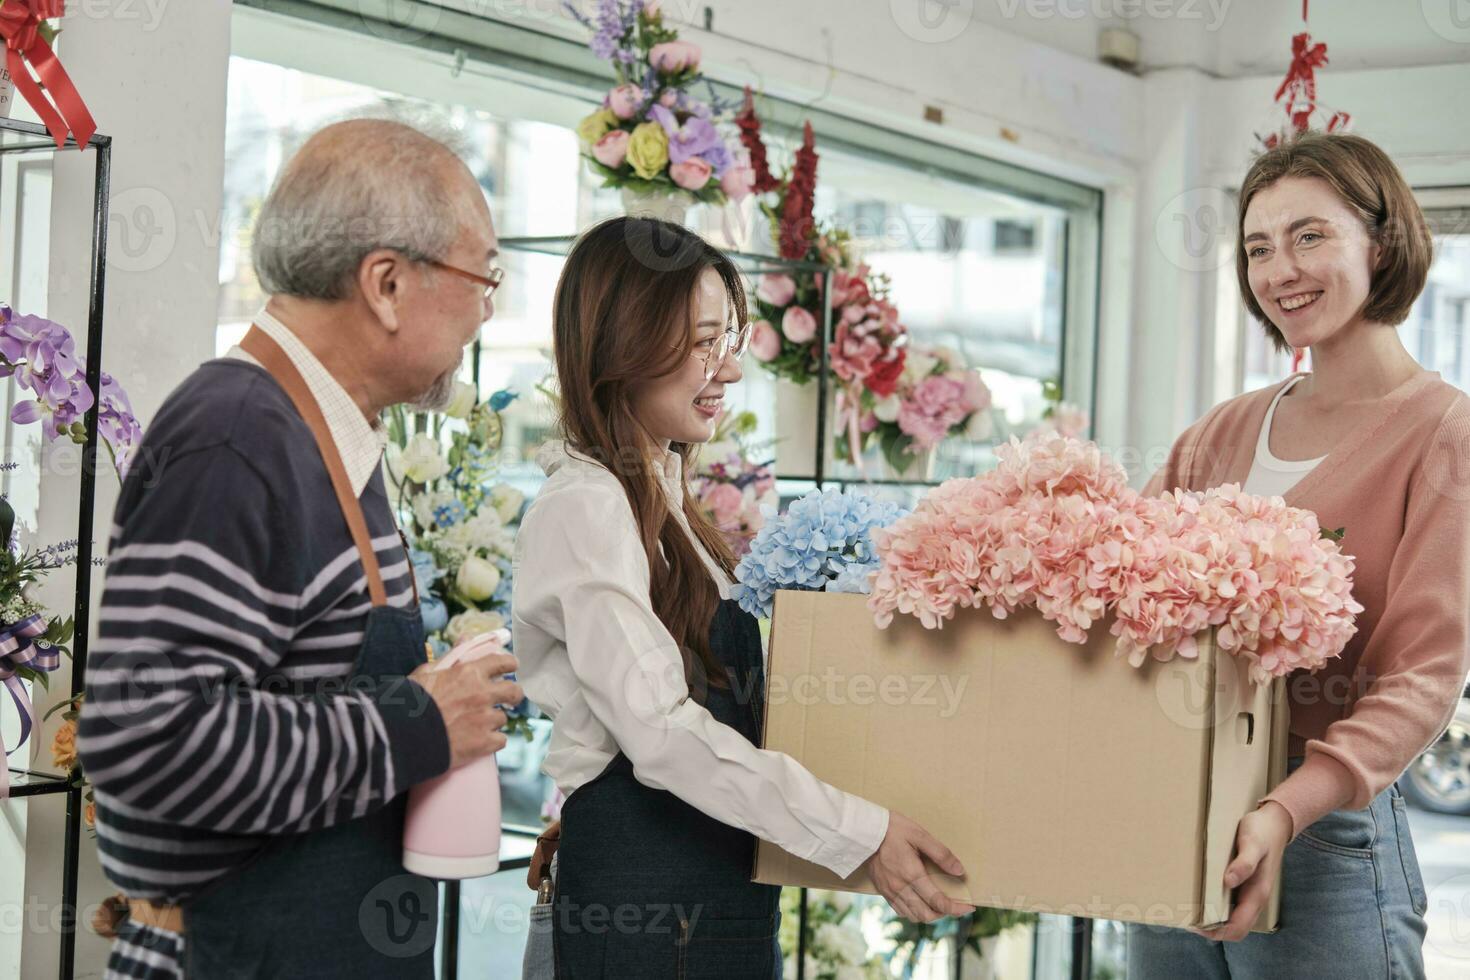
754, 591, 1287, 932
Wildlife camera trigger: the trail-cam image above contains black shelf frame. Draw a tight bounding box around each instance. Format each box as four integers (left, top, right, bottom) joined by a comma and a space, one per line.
1, 115, 113, 980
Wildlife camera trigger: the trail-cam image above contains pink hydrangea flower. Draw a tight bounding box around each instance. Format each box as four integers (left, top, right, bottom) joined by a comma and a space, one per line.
868, 432, 1362, 683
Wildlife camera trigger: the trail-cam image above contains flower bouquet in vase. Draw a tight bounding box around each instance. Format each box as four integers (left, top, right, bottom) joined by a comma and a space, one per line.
690, 409, 777, 558
385, 384, 537, 740
842, 344, 992, 482
567, 0, 752, 223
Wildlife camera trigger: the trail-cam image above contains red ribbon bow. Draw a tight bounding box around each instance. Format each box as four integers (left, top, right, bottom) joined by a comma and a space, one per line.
1274, 32, 1329, 110
0, 0, 97, 149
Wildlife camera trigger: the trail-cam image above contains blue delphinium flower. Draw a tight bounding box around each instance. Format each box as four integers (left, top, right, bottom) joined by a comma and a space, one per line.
433, 499, 468, 528
732, 488, 909, 619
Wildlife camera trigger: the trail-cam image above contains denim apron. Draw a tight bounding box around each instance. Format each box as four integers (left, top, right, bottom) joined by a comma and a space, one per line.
180, 326, 437, 978
551, 598, 783, 979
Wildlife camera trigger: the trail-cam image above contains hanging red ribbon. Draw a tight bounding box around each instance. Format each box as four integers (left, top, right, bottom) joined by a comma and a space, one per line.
1274, 33, 1329, 114
0, 0, 96, 149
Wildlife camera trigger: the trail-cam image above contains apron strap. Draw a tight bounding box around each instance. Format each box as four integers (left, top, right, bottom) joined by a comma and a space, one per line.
240, 325, 388, 608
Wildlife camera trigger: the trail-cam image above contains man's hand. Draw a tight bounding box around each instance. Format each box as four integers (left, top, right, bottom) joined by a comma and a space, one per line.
1194, 800, 1293, 942
410, 652, 523, 770
866, 811, 976, 923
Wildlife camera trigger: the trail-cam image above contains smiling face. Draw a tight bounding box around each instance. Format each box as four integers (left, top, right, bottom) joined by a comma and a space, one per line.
630, 267, 743, 448
1242, 175, 1383, 352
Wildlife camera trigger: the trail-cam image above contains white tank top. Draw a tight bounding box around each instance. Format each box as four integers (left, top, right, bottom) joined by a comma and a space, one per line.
1242, 375, 1327, 498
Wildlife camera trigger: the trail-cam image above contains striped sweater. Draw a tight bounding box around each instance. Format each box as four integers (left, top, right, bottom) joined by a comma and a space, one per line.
77, 357, 451, 902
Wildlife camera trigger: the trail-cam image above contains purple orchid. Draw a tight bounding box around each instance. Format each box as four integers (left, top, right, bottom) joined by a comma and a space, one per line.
1, 311, 93, 437
0, 305, 143, 470
98, 372, 143, 474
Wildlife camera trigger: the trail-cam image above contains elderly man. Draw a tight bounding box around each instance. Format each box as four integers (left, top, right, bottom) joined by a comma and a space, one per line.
76, 119, 520, 979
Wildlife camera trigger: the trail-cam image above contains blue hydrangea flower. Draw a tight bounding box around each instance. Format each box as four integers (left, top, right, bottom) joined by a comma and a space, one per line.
408, 548, 443, 594
492, 556, 514, 608
419, 595, 449, 634
732, 488, 909, 619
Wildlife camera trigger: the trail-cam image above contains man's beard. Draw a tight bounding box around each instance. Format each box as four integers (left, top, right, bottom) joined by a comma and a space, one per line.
408, 349, 465, 413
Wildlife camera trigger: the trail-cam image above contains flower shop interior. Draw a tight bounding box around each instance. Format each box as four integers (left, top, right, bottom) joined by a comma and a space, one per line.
3, 0, 1470, 978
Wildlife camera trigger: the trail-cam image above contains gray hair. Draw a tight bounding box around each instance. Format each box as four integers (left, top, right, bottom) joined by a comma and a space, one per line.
252, 112, 475, 300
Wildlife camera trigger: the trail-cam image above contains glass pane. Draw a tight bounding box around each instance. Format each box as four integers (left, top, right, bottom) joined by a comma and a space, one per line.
1402, 230, 1470, 392
812, 144, 1072, 483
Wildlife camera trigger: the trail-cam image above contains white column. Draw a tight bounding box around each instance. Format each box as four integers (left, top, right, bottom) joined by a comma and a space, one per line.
16, 2, 232, 976
1126, 68, 1232, 486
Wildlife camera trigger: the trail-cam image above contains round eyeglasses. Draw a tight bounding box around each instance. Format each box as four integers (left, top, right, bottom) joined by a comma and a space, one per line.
685, 324, 752, 381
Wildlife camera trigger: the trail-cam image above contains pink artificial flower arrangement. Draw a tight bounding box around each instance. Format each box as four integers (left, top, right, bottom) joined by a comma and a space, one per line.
690, 410, 777, 557
746, 228, 865, 386
837, 344, 991, 476
867, 431, 1363, 684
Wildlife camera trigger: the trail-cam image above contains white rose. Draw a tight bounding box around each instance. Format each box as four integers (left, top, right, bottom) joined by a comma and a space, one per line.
904, 349, 939, 382
929, 345, 962, 370
489, 484, 525, 524
873, 394, 901, 424
456, 555, 502, 601
445, 609, 506, 646
400, 434, 450, 484
442, 381, 478, 419
965, 409, 994, 441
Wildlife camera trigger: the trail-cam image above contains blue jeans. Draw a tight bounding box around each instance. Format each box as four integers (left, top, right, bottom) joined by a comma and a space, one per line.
1126, 758, 1429, 980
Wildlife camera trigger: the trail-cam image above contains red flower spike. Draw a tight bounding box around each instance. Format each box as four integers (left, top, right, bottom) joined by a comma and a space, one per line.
735, 86, 780, 194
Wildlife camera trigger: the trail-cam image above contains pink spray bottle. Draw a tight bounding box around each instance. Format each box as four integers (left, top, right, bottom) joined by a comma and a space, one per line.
402, 628, 510, 878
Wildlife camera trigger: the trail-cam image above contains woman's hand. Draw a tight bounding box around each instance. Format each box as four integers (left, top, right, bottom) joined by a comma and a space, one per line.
865, 811, 976, 923
1194, 800, 1293, 942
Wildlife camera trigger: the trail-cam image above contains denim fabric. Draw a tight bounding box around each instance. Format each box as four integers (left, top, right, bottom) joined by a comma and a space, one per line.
1126, 756, 1428, 980
552, 599, 783, 979
179, 604, 439, 979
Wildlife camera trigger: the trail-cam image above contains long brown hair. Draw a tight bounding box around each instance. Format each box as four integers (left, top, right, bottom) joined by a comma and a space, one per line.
552, 217, 749, 696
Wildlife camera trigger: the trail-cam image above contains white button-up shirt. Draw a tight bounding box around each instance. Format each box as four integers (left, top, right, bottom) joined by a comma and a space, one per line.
512, 440, 889, 879
228, 306, 389, 496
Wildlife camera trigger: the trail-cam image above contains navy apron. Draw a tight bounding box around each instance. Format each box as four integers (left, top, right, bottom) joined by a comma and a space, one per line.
180, 326, 438, 978
552, 598, 783, 979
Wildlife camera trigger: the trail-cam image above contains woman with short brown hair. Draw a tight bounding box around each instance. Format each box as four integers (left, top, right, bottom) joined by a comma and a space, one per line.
1130, 131, 1469, 978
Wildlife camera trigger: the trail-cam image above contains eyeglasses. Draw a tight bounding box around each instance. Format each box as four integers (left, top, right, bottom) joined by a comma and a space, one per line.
682, 323, 752, 381
424, 258, 505, 299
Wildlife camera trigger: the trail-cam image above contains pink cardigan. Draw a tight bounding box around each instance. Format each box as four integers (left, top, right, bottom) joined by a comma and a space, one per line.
1143, 369, 1470, 837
